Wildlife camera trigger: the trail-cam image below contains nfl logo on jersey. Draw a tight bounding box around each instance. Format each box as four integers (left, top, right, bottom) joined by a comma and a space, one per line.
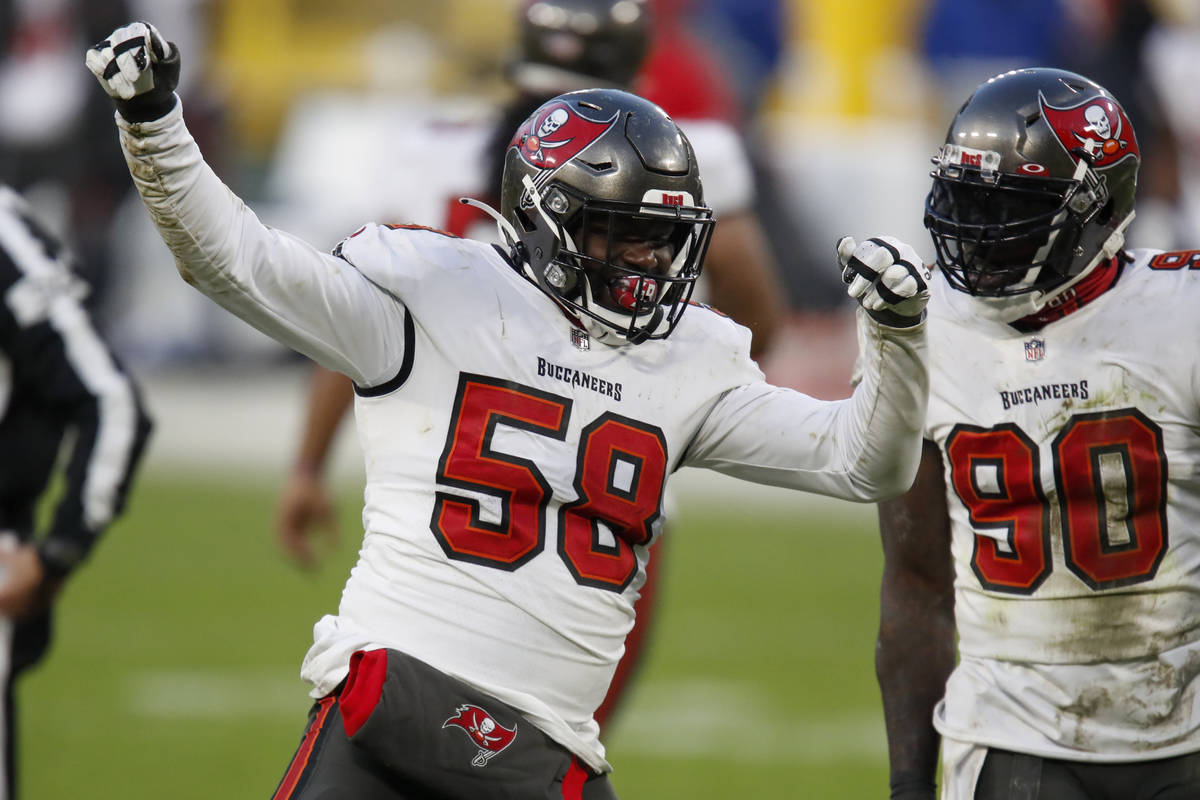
1024, 338, 1046, 362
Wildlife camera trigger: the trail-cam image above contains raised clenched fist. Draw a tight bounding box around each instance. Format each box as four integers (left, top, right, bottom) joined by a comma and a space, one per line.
837, 235, 930, 328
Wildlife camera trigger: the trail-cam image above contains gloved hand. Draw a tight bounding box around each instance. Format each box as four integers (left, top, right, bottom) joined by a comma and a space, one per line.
85, 21, 180, 122
837, 235, 930, 328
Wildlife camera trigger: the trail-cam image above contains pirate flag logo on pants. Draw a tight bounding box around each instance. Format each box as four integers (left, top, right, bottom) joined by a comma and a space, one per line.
443, 704, 518, 767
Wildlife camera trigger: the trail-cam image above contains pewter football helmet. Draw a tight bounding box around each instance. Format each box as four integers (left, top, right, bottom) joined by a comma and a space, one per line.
924, 68, 1140, 320
509, 0, 651, 93
499, 88, 714, 344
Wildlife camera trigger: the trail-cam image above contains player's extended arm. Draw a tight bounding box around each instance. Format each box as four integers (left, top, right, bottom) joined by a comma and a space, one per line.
702, 211, 786, 359
85, 23, 407, 387
684, 236, 929, 501
275, 365, 355, 568
876, 440, 955, 800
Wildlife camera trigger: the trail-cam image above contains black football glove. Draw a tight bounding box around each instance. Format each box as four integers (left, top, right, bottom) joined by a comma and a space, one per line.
85, 22, 180, 122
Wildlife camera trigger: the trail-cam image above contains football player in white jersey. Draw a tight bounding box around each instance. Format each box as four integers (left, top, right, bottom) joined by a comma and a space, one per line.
270, 0, 787, 730
88, 22, 929, 798
875, 67, 1200, 800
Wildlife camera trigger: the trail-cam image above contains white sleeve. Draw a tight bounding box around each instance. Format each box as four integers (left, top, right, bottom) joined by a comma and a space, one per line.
115, 103, 407, 388
682, 311, 928, 501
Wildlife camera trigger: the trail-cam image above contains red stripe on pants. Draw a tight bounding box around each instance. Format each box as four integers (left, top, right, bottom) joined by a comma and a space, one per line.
271, 696, 336, 800
340, 649, 389, 737
561, 757, 589, 799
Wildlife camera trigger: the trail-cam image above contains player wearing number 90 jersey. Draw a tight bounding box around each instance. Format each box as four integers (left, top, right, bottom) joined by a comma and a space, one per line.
926, 248, 1200, 755
876, 67, 1200, 800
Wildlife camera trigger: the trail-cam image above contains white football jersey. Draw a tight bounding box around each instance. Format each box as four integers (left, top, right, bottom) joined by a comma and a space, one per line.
925, 250, 1200, 760
117, 104, 927, 772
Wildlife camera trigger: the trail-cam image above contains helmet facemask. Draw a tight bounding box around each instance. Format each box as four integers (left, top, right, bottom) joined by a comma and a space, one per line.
925, 144, 1110, 298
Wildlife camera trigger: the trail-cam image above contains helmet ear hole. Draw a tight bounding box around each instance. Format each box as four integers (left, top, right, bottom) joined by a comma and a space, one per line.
515, 207, 536, 233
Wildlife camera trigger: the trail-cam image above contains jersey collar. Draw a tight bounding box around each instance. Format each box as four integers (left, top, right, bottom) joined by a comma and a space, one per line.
1009, 254, 1127, 333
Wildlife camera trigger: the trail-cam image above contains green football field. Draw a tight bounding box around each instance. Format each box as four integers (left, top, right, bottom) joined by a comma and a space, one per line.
21, 471, 889, 798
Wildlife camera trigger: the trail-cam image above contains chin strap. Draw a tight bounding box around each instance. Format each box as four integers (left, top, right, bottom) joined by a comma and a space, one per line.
1026, 210, 1133, 315
1011, 252, 1125, 332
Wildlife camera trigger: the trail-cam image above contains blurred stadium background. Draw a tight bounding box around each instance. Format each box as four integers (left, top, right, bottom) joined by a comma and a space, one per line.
5, 0, 1200, 796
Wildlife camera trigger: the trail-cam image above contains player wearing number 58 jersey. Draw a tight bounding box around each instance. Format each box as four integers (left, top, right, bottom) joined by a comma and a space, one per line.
876, 68, 1200, 800
88, 22, 930, 798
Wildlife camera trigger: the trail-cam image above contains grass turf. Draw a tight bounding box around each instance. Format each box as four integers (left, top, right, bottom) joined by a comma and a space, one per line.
21, 473, 887, 798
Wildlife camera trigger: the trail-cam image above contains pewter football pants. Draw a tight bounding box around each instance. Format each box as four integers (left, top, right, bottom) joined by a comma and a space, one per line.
271, 648, 617, 799
973, 748, 1200, 800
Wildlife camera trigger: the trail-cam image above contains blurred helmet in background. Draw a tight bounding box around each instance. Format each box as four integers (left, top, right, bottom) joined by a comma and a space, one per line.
509, 0, 651, 93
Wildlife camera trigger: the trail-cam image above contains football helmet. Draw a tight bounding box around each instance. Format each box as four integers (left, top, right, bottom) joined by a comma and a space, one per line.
495, 87, 713, 345
924, 67, 1140, 321
509, 0, 651, 93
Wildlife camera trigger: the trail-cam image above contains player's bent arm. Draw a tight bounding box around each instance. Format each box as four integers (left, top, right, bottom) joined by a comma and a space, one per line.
274, 365, 354, 567
114, 103, 407, 387
876, 440, 955, 799
683, 314, 928, 501
292, 365, 355, 476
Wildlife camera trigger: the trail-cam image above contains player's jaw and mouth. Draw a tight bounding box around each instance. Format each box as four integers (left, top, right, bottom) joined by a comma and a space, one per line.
578, 221, 676, 314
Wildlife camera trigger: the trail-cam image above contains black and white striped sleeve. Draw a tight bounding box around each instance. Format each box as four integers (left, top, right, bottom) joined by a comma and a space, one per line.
0, 191, 152, 577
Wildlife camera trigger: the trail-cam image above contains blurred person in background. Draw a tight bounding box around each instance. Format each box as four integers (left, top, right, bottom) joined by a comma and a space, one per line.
875, 67, 1200, 800
0, 183, 152, 799
0, 0, 135, 318
1139, 0, 1200, 247
1066, 0, 1188, 251
271, 0, 789, 729
918, 0, 1079, 122
640, 0, 845, 311
684, 0, 787, 123
89, 17, 932, 796
920, 0, 1191, 255
0, 0, 235, 363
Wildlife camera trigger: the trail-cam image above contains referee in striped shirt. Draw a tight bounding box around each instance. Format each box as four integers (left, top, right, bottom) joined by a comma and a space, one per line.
0, 183, 151, 798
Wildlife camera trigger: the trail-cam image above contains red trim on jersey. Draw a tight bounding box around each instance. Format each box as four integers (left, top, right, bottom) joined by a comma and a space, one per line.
271, 695, 336, 800
339, 649, 389, 738
1011, 256, 1122, 332
561, 757, 590, 799
686, 299, 729, 318
383, 223, 460, 238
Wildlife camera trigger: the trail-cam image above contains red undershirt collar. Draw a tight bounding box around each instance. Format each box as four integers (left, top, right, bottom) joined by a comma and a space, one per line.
1009, 255, 1125, 333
